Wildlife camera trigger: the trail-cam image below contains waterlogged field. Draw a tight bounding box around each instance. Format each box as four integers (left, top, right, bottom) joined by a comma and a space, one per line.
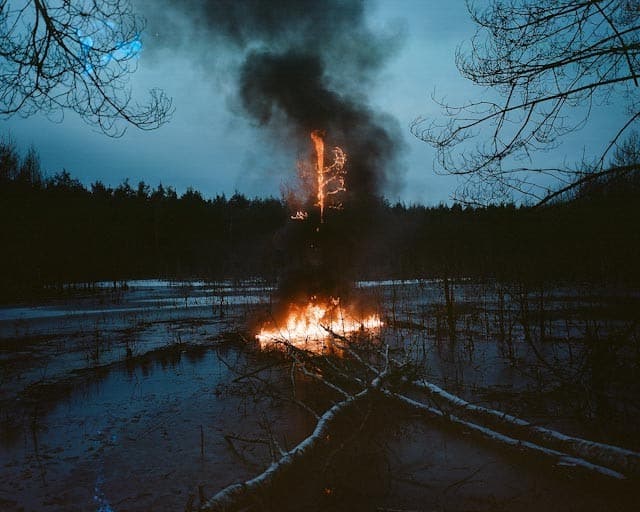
0, 279, 638, 511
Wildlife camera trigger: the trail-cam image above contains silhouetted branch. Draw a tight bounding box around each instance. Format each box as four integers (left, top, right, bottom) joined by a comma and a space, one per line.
0, 0, 173, 135
415, 0, 640, 204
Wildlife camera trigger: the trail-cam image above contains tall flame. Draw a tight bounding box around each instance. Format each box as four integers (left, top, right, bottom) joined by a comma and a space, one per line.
309, 130, 346, 224
310, 130, 326, 223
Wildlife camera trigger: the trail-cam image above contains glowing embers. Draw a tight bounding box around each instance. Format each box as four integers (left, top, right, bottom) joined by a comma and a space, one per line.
256, 298, 382, 353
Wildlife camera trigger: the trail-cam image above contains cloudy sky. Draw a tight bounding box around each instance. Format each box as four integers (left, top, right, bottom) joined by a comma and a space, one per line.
1, 0, 629, 204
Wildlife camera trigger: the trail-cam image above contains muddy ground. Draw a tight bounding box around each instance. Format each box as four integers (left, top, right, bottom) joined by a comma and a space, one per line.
1, 280, 638, 511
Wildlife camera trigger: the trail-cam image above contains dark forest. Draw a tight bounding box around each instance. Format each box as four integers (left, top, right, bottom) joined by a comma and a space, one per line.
2, 140, 639, 302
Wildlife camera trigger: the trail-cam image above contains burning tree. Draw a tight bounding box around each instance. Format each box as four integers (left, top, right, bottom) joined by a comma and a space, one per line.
257, 130, 382, 353
309, 130, 347, 224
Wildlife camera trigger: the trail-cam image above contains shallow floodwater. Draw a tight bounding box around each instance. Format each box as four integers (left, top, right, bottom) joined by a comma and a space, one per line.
1, 344, 314, 512
1, 279, 638, 511
0, 280, 287, 511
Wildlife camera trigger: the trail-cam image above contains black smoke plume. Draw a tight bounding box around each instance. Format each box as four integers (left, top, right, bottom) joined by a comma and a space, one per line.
142, 0, 405, 299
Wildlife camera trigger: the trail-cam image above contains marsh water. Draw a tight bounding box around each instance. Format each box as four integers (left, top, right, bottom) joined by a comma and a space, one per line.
1, 280, 638, 511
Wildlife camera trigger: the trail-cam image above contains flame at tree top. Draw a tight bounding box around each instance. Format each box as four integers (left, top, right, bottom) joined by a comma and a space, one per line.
310, 130, 325, 222
309, 130, 347, 224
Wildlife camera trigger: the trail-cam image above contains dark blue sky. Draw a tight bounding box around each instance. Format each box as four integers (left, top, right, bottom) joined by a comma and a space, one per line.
1, 1, 629, 204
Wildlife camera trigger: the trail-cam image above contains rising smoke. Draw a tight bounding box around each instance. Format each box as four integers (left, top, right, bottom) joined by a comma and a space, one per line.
139, 0, 406, 200
139, 0, 406, 299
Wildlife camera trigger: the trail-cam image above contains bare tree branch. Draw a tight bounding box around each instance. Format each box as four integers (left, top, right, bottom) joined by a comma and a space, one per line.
415, 0, 640, 204
0, 0, 173, 136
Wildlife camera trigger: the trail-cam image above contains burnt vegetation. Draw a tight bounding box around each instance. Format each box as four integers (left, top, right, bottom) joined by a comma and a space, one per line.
1, 138, 639, 302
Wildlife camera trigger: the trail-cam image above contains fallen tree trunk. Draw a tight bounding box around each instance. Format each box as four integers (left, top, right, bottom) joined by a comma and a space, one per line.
385, 389, 627, 480
199, 390, 368, 511
199, 336, 637, 511
340, 338, 639, 478
200, 367, 390, 512
411, 379, 640, 478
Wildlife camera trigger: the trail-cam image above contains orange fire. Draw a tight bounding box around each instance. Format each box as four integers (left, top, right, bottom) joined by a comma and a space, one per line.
256, 299, 383, 352
309, 130, 346, 223
310, 130, 325, 223
255, 131, 371, 352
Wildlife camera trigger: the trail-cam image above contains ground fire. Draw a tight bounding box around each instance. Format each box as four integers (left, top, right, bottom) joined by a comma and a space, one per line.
255, 131, 382, 351
255, 297, 382, 351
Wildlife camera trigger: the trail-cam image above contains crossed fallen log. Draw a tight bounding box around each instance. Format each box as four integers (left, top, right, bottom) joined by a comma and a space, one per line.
404, 379, 639, 479
196, 334, 640, 511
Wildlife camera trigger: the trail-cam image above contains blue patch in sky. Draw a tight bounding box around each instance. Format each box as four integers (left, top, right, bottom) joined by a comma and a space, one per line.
77, 21, 143, 74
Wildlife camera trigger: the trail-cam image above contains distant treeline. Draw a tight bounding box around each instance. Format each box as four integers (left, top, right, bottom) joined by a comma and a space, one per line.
1, 140, 639, 301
